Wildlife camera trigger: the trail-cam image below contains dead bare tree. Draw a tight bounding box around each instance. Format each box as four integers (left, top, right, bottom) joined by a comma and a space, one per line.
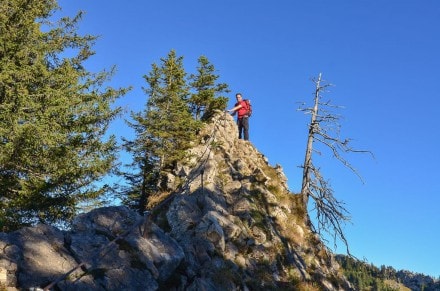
298, 73, 373, 253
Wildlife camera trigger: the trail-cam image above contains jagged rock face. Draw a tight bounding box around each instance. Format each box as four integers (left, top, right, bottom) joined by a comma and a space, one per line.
0, 112, 351, 290
0, 206, 184, 290
163, 112, 351, 290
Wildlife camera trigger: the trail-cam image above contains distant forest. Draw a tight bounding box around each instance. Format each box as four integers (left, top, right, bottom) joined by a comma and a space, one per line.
336, 255, 440, 291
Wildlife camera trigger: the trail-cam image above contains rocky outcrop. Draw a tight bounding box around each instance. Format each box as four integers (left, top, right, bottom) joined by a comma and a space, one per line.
0, 111, 352, 290
0, 206, 184, 290
396, 270, 439, 291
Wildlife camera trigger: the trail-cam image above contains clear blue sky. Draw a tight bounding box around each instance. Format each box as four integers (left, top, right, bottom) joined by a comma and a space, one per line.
57, 0, 440, 277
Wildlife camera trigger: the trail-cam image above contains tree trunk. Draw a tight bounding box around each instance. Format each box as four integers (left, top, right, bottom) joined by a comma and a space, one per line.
301, 73, 322, 207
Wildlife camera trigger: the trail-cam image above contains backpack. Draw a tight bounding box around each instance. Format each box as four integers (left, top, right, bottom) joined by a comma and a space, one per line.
243, 99, 252, 117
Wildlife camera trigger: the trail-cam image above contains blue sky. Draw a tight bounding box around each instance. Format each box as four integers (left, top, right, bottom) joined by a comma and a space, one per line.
57, 0, 440, 277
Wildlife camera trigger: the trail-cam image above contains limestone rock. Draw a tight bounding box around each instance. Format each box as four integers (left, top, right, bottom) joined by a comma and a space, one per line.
0, 206, 183, 290
0, 112, 352, 290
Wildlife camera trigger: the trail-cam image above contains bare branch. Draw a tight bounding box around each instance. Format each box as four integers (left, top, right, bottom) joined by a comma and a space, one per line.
298, 73, 373, 255
307, 163, 351, 254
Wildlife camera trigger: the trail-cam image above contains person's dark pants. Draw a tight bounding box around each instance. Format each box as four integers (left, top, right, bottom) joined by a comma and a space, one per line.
238, 117, 249, 140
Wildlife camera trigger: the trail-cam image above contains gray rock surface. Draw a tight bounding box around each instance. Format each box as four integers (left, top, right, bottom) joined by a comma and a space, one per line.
0, 112, 352, 290
0, 207, 183, 290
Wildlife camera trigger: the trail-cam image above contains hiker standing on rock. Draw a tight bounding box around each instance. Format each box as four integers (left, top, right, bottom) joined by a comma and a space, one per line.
228, 93, 250, 140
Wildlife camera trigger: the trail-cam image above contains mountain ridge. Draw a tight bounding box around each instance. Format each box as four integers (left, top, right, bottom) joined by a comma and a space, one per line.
0, 111, 355, 290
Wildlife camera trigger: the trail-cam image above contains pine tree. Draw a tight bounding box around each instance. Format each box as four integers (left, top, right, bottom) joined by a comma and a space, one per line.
145, 50, 200, 171
122, 50, 199, 213
120, 118, 159, 212
188, 56, 229, 121
0, 0, 127, 230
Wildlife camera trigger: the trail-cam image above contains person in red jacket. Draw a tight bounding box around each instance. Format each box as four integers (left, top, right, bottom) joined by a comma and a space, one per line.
228, 93, 249, 140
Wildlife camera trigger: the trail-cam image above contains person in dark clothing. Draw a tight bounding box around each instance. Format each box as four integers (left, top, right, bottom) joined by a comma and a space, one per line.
228, 93, 249, 140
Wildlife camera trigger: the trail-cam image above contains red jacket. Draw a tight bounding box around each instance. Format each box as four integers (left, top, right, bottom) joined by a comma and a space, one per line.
235, 100, 249, 118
